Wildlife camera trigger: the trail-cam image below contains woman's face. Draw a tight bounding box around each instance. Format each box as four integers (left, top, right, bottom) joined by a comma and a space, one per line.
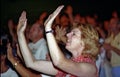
60, 16, 69, 27
66, 28, 83, 52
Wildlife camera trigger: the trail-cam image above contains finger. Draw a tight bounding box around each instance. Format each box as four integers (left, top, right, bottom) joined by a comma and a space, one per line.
17, 18, 27, 32
52, 5, 64, 17
44, 5, 64, 26
17, 11, 27, 30
44, 14, 52, 26
49, 5, 64, 23
16, 44, 21, 56
23, 19, 27, 30
19, 11, 26, 21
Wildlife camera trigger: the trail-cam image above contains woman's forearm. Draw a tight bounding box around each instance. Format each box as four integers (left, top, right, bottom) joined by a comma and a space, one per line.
45, 5, 67, 67
17, 33, 35, 67
17, 33, 57, 75
46, 31, 66, 66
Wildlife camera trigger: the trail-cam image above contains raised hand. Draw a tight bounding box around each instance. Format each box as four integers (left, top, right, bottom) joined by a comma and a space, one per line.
8, 19, 14, 31
17, 11, 27, 34
44, 5, 64, 30
7, 43, 14, 60
65, 5, 73, 15
55, 26, 67, 43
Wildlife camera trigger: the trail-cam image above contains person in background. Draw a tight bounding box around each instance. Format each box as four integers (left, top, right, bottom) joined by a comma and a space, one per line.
0, 32, 41, 77
64, 5, 74, 24
7, 19, 17, 48
27, 18, 52, 77
104, 20, 120, 77
7, 43, 41, 77
28, 22, 49, 60
37, 11, 48, 25
0, 45, 19, 77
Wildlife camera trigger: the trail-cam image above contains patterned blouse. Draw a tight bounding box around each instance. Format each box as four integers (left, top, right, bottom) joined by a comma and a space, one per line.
56, 55, 98, 77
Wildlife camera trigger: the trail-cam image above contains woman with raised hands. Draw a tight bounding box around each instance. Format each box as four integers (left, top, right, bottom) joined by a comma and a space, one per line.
17, 5, 99, 77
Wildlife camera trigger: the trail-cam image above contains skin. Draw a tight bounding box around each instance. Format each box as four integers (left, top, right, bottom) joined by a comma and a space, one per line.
0, 53, 9, 74
29, 23, 43, 43
7, 44, 41, 77
17, 5, 96, 77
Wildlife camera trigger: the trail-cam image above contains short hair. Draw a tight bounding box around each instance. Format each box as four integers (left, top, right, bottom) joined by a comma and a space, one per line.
72, 24, 99, 60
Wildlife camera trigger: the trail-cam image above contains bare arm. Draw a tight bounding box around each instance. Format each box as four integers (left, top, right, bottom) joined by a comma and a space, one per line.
104, 43, 120, 55
8, 20, 17, 44
16, 44, 24, 62
17, 11, 57, 75
7, 44, 41, 77
45, 5, 96, 77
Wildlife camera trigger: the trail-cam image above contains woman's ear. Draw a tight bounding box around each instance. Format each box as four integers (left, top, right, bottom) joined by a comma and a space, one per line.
81, 41, 85, 49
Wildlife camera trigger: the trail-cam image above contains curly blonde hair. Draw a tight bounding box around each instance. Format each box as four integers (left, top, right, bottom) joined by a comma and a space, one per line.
72, 24, 100, 59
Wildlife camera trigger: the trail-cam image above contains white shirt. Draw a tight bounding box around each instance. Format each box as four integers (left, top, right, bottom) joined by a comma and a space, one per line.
1, 68, 19, 77
96, 47, 106, 71
28, 38, 51, 77
28, 38, 48, 60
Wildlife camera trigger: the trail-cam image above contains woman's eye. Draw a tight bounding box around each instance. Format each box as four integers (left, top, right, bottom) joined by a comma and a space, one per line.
73, 33, 75, 35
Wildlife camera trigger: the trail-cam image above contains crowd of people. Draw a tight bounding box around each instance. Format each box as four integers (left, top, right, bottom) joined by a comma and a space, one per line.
0, 5, 120, 77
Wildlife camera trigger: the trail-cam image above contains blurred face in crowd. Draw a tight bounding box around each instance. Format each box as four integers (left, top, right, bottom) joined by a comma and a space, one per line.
86, 16, 96, 26
80, 17, 86, 24
29, 23, 42, 43
104, 20, 110, 31
60, 15, 70, 27
39, 12, 48, 20
74, 14, 81, 23
112, 11, 118, 18
109, 19, 118, 32
65, 5, 73, 14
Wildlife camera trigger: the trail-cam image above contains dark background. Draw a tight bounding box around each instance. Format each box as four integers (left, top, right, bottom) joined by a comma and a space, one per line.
1, 0, 120, 28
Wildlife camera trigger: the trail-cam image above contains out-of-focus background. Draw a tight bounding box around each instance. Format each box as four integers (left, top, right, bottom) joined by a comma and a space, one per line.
1, 0, 120, 28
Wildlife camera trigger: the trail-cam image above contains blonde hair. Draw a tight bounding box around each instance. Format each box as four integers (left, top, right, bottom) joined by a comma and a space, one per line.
72, 24, 99, 59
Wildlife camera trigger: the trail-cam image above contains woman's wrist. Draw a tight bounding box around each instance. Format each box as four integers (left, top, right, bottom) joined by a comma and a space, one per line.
45, 28, 54, 34
45, 27, 52, 31
17, 32, 25, 37
46, 30, 54, 34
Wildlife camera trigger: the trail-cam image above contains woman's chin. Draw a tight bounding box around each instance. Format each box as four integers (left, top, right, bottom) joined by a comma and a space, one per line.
66, 42, 70, 46
65, 45, 70, 50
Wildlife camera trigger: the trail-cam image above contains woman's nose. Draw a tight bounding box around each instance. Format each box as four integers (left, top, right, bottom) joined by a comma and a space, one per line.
66, 32, 71, 37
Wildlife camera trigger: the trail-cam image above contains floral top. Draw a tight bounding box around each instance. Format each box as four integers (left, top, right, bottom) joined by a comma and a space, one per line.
56, 55, 98, 77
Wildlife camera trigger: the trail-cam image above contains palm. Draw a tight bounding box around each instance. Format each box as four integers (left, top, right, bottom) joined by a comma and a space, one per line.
44, 5, 64, 29
17, 11, 27, 33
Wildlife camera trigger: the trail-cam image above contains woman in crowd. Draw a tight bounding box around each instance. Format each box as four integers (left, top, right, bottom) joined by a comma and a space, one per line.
17, 5, 99, 77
